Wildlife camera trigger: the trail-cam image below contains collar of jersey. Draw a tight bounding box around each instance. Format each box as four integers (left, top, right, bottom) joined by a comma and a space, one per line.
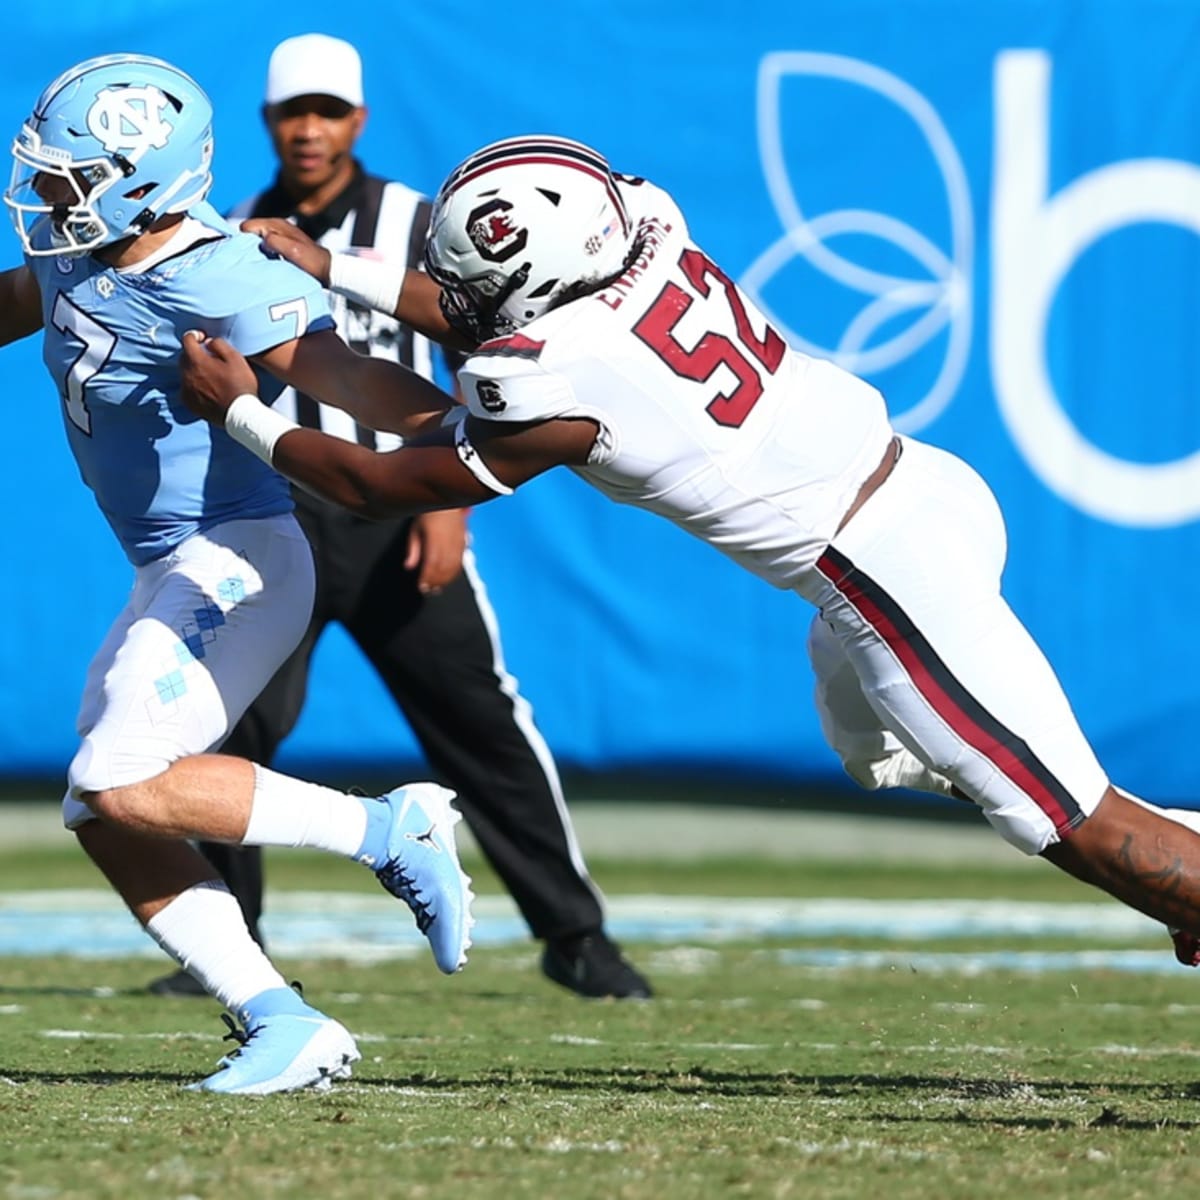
115, 215, 223, 275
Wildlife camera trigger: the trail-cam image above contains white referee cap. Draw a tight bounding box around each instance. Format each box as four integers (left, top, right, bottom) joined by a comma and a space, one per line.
265, 33, 364, 107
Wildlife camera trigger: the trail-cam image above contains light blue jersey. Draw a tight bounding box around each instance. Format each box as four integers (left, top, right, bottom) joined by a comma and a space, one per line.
26, 201, 335, 564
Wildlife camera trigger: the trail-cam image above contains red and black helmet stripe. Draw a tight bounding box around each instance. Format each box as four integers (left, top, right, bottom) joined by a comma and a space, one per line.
816, 545, 1086, 839
440, 135, 630, 237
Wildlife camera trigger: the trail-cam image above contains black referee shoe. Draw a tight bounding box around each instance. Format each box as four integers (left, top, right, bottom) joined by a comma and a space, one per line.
541, 932, 653, 999
146, 968, 207, 997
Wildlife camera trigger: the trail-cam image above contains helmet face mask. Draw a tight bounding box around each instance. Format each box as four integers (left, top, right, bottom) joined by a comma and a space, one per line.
425, 136, 633, 344
5, 54, 214, 258
426, 256, 530, 344
9, 135, 127, 256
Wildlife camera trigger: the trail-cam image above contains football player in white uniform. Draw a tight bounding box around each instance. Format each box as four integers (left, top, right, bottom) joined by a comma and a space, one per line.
0, 55, 477, 1094
181, 134, 1200, 962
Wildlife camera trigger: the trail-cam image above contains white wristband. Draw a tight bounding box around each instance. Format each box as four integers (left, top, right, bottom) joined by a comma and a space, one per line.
328, 252, 406, 315
224, 394, 298, 464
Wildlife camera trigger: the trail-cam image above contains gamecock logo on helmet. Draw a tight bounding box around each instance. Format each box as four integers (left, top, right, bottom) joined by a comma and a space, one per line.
467, 199, 528, 263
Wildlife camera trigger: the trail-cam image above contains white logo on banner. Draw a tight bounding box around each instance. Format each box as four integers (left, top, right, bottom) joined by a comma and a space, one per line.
748, 49, 1200, 527
992, 50, 1200, 527
86, 85, 174, 156
742, 52, 973, 435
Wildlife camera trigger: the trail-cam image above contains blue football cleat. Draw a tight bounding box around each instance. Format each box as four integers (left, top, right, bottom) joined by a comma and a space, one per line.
189, 987, 360, 1096
356, 783, 475, 974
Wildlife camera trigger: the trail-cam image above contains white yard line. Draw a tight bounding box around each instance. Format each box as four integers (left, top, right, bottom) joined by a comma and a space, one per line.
34, 1029, 1200, 1058
0, 892, 1176, 967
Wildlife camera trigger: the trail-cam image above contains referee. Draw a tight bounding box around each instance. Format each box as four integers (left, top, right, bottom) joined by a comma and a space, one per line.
149, 33, 650, 1000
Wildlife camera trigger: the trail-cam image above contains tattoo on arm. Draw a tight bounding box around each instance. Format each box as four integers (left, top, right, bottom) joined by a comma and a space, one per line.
1116, 832, 1186, 921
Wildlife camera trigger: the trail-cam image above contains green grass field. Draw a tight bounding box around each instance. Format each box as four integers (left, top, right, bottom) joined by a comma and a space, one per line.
4, 812, 1200, 1199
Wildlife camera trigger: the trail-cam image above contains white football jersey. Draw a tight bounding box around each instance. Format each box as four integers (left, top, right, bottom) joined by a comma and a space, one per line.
457, 179, 894, 592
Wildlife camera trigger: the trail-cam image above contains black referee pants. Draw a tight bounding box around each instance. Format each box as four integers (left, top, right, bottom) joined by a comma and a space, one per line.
201, 489, 605, 944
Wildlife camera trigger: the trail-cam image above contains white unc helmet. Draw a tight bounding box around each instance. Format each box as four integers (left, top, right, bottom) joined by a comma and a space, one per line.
425, 135, 634, 343
6, 53, 213, 257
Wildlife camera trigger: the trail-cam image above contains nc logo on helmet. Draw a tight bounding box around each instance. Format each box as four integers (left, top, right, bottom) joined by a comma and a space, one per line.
85, 85, 174, 156
467, 199, 528, 263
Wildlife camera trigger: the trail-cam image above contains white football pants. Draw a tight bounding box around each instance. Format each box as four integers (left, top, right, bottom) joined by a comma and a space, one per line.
804, 436, 1109, 855
62, 513, 315, 830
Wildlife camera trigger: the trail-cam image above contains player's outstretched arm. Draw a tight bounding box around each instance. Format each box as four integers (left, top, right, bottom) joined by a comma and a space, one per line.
179, 330, 593, 518
243, 217, 466, 349
389, 269, 471, 349
0, 265, 43, 346
259, 327, 453, 439
270, 414, 594, 519
241, 218, 334, 283
182, 328, 450, 440
326, 253, 467, 349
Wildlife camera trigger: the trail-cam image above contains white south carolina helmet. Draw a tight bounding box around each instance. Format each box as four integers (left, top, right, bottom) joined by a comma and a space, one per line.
425, 135, 634, 343
6, 53, 214, 257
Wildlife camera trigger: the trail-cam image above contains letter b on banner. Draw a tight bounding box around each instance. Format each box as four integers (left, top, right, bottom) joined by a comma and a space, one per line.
991, 50, 1200, 527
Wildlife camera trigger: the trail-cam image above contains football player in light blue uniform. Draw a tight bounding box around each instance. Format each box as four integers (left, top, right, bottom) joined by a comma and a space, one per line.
0, 54, 475, 1095
25, 199, 311, 565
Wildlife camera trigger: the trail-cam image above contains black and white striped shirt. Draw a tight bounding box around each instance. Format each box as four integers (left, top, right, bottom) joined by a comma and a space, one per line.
228, 162, 447, 452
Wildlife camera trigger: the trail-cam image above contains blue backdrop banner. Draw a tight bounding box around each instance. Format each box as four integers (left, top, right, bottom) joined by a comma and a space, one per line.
3, 1, 1200, 801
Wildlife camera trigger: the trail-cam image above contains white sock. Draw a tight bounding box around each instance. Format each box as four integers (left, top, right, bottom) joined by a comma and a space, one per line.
145, 880, 288, 1012
242, 764, 368, 857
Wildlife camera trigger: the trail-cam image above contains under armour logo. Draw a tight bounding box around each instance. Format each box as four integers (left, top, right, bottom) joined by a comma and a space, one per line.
86, 85, 174, 155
